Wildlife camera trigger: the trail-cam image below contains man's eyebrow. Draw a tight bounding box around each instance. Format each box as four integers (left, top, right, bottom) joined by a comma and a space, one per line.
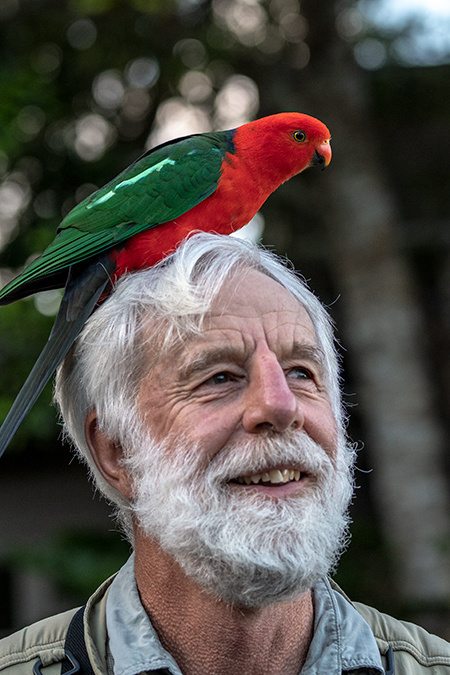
178, 345, 246, 381
178, 342, 326, 381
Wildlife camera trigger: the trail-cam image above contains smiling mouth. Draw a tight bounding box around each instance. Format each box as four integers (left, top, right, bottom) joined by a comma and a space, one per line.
232, 468, 304, 486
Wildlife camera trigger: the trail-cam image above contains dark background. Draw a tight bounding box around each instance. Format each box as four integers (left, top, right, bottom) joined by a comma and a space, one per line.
1, 0, 450, 638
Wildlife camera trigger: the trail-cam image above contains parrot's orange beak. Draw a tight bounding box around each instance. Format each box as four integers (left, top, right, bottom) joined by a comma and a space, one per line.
317, 139, 332, 167
311, 139, 332, 170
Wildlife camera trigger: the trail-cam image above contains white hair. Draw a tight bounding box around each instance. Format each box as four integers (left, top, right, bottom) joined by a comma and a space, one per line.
54, 232, 345, 528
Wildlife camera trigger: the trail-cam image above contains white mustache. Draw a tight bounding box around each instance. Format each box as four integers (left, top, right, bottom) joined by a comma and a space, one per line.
181, 430, 336, 488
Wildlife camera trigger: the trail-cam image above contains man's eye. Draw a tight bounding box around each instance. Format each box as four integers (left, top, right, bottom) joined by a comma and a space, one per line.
287, 366, 313, 380
207, 371, 234, 385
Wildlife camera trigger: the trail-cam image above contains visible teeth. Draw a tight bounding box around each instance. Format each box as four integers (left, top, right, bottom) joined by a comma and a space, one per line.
235, 469, 302, 485
268, 469, 283, 483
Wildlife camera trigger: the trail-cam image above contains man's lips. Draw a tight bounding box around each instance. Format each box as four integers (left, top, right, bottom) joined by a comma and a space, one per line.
228, 467, 310, 496
234, 468, 303, 486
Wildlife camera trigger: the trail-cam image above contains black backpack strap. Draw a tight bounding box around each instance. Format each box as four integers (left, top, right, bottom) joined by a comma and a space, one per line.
61, 606, 95, 675
32, 608, 91, 675
384, 645, 395, 675
59, 605, 172, 675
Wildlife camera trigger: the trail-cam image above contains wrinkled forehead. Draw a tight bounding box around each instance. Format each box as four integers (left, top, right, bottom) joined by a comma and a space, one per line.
141, 268, 319, 370
208, 270, 317, 347
210, 268, 315, 322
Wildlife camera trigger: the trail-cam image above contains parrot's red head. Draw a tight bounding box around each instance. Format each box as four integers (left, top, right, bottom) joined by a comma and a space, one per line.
233, 112, 332, 188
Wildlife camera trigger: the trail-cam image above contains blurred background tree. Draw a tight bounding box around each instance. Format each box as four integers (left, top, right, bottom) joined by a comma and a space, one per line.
1, 0, 450, 638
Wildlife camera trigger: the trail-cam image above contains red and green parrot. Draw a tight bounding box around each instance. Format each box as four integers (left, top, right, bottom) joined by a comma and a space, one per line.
0, 112, 331, 457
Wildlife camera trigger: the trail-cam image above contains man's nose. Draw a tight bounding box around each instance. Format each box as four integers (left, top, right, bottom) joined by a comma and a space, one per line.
242, 351, 302, 433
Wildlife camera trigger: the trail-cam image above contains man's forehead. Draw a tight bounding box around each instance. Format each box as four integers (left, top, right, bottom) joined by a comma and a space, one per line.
175, 277, 321, 376
141, 268, 319, 369
210, 268, 306, 315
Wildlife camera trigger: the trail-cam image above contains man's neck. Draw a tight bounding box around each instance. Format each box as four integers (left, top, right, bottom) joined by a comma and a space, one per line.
134, 535, 314, 675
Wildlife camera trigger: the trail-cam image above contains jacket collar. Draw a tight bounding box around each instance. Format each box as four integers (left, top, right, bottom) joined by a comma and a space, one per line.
106, 555, 384, 675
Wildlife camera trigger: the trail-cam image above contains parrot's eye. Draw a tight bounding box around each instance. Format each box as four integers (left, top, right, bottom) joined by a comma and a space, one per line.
292, 130, 307, 142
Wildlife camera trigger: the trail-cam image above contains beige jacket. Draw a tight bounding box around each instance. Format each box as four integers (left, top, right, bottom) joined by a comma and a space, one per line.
1, 576, 450, 675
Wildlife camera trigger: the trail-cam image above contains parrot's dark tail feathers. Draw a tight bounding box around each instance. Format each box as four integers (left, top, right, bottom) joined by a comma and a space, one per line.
0, 268, 112, 460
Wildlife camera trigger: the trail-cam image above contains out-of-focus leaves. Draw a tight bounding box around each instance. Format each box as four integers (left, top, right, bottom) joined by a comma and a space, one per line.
0, 299, 59, 452
7, 529, 131, 600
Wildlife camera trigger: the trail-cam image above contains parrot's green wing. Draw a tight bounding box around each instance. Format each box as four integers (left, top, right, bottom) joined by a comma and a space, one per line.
0, 131, 234, 304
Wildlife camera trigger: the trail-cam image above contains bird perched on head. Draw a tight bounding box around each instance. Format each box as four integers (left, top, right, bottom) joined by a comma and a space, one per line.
0, 111, 331, 457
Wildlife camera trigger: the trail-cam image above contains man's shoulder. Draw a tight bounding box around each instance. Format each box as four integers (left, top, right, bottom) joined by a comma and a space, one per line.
0, 607, 79, 675
0, 574, 114, 675
330, 579, 450, 670
354, 600, 450, 666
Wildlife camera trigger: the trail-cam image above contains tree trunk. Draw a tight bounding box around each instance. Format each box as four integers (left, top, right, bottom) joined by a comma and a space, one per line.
287, 0, 450, 611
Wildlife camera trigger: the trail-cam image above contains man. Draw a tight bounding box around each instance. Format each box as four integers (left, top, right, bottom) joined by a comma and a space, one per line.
1, 232, 449, 675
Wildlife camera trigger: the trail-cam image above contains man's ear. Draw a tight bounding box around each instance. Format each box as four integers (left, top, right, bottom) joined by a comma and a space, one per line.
85, 410, 133, 500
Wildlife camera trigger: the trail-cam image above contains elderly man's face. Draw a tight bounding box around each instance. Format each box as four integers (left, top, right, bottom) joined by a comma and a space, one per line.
136, 268, 337, 491
122, 269, 352, 606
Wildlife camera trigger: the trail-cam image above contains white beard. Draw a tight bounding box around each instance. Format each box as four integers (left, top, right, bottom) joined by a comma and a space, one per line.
123, 429, 355, 608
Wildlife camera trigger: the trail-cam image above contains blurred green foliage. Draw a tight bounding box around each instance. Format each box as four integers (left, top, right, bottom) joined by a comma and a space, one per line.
8, 529, 131, 600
